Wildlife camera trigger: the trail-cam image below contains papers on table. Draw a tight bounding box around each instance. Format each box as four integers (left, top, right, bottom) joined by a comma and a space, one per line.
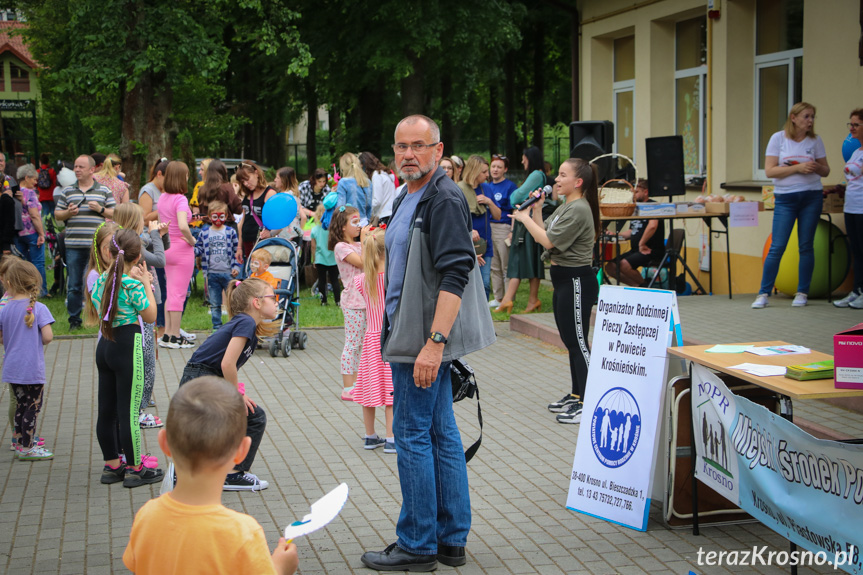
746, 345, 810, 356
705, 344, 754, 354
729, 363, 788, 377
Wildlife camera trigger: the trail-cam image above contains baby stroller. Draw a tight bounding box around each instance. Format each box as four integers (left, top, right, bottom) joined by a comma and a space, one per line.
245, 236, 308, 358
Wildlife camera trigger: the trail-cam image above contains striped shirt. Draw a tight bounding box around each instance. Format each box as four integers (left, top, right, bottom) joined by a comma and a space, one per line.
55, 181, 115, 248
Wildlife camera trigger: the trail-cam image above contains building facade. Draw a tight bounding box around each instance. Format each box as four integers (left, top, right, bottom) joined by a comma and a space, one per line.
580, 0, 861, 294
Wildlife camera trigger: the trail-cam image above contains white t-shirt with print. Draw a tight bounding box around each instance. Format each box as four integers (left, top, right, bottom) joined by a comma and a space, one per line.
765, 132, 826, 194
844, 147, 863, 214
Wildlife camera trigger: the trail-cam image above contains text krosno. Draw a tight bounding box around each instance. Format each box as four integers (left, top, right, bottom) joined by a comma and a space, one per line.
733, 415, 863, 504
697, 546, 857, 568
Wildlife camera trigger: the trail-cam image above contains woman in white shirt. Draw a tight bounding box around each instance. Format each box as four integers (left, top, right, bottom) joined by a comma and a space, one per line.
834, 108, 863, 309
359, 151, 396, 224
752, 102, 830, 309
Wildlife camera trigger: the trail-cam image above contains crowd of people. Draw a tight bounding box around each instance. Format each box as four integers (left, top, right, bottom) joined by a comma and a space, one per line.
1, 102, 862, 573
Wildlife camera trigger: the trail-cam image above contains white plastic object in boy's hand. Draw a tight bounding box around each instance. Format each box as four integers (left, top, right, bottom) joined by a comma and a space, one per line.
283, 483, 349, 541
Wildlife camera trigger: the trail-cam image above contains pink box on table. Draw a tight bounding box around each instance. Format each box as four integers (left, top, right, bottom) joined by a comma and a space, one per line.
834, 323, 863, 389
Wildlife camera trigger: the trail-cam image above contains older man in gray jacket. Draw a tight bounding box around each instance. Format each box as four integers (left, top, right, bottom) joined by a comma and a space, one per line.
361, 115, 495, 572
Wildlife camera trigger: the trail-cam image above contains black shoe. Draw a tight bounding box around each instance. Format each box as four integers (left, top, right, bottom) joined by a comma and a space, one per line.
360, 543, 437, 572
123, 465, 164, 488
100, 464, 125, 484
437, 545, 466, 567
556, 401, 584, 424
547, 393, 579, 413
69, 319, 82, 331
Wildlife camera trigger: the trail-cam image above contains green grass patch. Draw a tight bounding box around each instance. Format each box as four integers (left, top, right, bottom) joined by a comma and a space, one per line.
40, 263, 555, 336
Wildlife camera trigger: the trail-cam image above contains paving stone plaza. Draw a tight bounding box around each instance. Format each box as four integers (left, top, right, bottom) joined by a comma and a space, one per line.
0, 293, 857, 574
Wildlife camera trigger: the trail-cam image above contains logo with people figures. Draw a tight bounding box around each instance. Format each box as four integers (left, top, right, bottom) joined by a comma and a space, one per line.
590, 387, 641, 468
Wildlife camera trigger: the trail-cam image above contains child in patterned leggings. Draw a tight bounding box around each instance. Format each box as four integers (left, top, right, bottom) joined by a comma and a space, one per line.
0, 260, 55, 460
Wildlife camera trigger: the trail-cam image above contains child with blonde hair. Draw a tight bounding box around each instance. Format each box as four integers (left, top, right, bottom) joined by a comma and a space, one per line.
353, 228, 394, 452
329, 205, 365, 401
177, 278, 279, 491
112, 203, 168, 424
337, 153, 372, 224
249, 248, 280, 291
310, 200, 340, 306
0, 260, 55, 460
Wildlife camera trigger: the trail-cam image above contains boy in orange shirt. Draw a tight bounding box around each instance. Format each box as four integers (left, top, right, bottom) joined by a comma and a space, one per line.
123, 376, 298, 575
249, 248, 281, 291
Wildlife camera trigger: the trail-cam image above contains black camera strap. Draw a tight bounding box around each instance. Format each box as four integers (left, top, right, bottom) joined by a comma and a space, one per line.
451, 358, 483, 463
464, 386, 482, 463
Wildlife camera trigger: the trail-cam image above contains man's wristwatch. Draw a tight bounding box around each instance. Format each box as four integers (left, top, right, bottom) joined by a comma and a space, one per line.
429, 331, 448, 344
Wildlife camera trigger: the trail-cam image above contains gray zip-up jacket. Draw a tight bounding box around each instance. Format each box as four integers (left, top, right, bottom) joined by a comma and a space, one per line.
381, 167, 496, 363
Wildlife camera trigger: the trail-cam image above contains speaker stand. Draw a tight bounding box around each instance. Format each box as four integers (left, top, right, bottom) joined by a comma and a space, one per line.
647, 244, 707, 295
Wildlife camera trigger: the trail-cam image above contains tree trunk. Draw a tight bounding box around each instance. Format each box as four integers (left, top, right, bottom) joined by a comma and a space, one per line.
328, 103, 340, 166
489, 84, 499, 155
440, 73, 453, 155
358, 79, 385, 156
532, 22, 545, 152
504, 52, 517, 161
119, 72, 174, 199
306, 82, 317, 177
400, 54, 424, 117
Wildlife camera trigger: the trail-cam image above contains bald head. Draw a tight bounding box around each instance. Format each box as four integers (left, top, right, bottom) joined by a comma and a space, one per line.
394, 115, 440, 144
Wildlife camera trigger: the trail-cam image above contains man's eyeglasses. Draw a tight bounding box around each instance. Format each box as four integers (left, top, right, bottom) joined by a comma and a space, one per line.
848, 123, 862, 129
392, 142, 440, 154
210, 212, 227, 222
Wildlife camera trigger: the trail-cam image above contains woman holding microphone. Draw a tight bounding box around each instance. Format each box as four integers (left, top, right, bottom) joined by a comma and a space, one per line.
510, 158, 600, 424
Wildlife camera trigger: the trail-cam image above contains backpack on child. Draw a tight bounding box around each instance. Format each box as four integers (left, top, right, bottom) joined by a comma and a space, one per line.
36, 168, 52, 191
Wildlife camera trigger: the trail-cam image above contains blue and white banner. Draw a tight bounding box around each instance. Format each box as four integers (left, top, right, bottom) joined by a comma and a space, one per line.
567, 286, 681, 531
691, 364, 863, 574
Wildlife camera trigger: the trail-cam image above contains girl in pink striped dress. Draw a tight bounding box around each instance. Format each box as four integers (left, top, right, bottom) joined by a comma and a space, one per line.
352, 227, 394, 453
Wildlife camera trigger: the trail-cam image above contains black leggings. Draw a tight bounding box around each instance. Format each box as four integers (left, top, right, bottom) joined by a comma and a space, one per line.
316, 264, 341, 305
11, 384, 44, 448
846, 213, 863, 292
96, 324, 144, 466
550, 265, 599, 398
179, 363, 267, 473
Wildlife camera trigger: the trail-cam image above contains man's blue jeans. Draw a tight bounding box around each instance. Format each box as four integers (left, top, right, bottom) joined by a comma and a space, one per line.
207, 272, 231, 330
15, 233, 47, 296
391, 361, 470, 555
65, 247, 89, 323
759, 190, 822, 295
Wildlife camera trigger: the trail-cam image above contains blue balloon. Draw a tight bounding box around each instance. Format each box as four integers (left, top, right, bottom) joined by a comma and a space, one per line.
262, 192, 298, 230
843, 133, 860, 163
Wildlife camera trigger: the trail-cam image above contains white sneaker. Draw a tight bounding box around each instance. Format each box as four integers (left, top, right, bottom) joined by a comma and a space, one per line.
488, 299, 500, 308
850, 292, 863, 310
835, 290, 862, 308
751, 293, 769, 309
179, 329, 196, 341
158, 335, 179, 349
791, 293, 808, 307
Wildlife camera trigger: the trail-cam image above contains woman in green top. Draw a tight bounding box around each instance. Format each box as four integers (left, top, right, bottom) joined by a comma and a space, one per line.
494, 146, 548, 314
511, 158, 600, 425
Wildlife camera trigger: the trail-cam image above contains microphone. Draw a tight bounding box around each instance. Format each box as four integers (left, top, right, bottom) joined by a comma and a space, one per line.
517, 185, 553, 211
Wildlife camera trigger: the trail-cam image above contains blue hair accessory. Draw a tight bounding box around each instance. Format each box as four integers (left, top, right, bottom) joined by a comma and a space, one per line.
339, 206, 346, 213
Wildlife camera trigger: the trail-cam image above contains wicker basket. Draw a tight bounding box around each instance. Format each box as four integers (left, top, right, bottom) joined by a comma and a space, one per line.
599, 178, 636, 218
600, 203, 636, 217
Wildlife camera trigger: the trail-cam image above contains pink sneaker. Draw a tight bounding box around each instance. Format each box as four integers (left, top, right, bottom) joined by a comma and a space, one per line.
340, 388, 354, 401
120, 453, 158, 468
